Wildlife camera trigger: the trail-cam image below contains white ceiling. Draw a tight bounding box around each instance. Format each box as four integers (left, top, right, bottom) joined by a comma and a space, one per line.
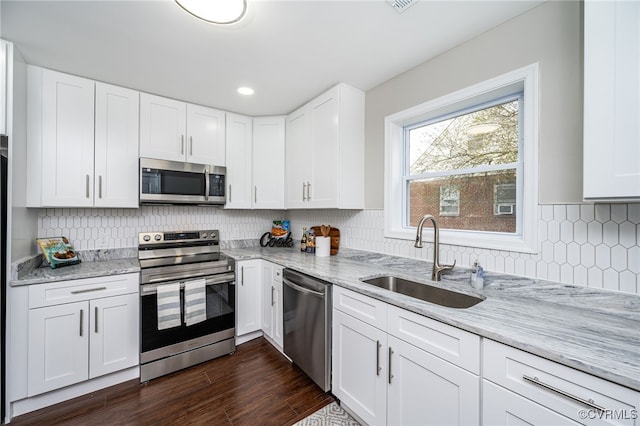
0, 0, 543, 117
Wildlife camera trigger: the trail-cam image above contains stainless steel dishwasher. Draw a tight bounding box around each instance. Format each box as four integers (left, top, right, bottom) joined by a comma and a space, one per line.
283, 269, 331, 392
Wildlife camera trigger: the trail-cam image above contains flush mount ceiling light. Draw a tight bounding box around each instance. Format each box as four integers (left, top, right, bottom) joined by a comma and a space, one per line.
237, 87, 254, 96
466, 123, 500, 136
175, 0, 247, 24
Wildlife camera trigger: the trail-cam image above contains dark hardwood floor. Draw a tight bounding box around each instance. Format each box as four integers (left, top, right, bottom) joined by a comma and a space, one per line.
10, 337, 335, 425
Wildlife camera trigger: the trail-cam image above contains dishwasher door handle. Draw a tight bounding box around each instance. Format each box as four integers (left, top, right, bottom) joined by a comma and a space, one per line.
283, 278, 325, 297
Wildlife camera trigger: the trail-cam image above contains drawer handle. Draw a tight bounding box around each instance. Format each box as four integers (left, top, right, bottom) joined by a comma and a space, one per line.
522, 375, 606, 412
71, 286, 107, 295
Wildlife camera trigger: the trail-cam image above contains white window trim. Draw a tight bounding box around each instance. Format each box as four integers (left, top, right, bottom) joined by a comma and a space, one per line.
384, 63, 539, 253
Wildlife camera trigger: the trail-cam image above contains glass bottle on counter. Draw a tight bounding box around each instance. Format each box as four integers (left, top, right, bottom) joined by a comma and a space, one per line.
306, 228, 316, 253
300, 227, 307, 252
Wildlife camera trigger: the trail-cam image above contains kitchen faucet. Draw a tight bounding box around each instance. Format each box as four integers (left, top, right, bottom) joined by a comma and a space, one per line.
414, 214, 456, 281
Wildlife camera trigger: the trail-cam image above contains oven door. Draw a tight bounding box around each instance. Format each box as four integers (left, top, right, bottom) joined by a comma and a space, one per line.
140, 272, 235, 363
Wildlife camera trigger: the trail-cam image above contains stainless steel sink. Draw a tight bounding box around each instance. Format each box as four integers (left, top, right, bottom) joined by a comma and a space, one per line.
361, 276, 484, 308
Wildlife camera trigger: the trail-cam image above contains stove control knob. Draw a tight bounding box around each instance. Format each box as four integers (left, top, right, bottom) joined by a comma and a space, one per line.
142, 235, 151, 242
154, 234, 162, 241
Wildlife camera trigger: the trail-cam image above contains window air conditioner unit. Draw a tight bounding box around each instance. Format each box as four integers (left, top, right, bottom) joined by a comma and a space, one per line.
497, 204, 515, 215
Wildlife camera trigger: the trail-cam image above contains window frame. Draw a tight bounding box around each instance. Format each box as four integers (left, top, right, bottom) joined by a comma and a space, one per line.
438, 185, 460, 217
384, 63, 539, 253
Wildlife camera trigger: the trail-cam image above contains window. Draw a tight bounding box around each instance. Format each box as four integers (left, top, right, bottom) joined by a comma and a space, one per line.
384, 64, 539, 253
439, 185, 460, 216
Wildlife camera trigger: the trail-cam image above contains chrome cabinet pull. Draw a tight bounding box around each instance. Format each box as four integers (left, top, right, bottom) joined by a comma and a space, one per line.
307, 181, 311, 201
189, 136, 193, 155
228, 185, 232, 203
271, 286, 275, 306
254, 186, 257, 203
388, 347, 394, 384
79, 309, 84, 336
85, 175, 90, 198
98, 175, 103, 199
71, 287, 107, 295
376, 340, 381, 376
94, 306, 98, 333
522, 375, 606, 412
181, 135, 185, 155
302, 182, 307, 201
240, 266, 244, 286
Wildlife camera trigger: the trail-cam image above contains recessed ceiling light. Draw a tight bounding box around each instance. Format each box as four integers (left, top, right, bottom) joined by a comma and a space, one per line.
175, 0, 247, 25
237, 87, 254, 96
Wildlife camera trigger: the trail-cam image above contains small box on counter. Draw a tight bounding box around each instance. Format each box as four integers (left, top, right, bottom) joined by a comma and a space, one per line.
36, 236, 81, 269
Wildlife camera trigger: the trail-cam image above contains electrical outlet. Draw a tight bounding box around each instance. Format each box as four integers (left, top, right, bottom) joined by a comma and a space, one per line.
97, 229, 108, 249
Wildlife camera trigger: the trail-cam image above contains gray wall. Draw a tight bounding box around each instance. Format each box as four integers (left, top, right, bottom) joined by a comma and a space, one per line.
364, 1, 583, 208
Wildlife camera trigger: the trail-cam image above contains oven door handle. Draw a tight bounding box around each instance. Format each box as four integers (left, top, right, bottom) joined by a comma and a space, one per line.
143, 271, 235, 285
141, 274, 235, 295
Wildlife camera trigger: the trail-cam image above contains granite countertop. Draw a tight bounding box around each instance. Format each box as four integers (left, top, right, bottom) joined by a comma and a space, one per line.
11, 244, 639, 392
223, 246, 640, 393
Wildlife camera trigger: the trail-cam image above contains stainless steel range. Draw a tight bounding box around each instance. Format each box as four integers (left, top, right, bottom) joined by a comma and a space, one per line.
138, 229, 235, 382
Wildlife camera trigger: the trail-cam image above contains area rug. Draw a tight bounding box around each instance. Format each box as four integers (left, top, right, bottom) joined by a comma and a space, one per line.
294, 402, 360, 426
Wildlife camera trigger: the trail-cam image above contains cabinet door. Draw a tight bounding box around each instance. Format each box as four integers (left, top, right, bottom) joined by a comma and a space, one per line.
285, 107, 310, 208
89, 293, 139, 379
186, 103, 225, 165
41, 69, 95, 207
28, 301, 89, 396
225, 113, 253, 209
483, 381, 580, 426
387, 335, 480, 426
332, 309, 387, 426
272, 267, 283, 348
139, 93, 186, 162
584, 0, 640, 200
94, 82, 140, 208
236, 260, 262, 336
253, 116, 285, 209
261, 261, 274, 338
0, 40, 8, 135
308, 87, 339, 208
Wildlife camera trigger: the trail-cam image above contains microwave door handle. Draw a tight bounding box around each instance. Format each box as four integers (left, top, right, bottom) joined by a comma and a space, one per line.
204, 169, 210, 201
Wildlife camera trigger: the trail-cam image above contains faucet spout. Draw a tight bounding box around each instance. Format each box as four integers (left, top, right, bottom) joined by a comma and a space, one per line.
414, 214, 456, 281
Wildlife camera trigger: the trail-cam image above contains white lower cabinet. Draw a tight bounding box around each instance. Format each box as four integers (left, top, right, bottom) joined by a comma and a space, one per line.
236, 259, 262, 336
483, 339, 640, 426
26, 274, 139, 397
332, 286, 480, 426
261, 261, 283, 349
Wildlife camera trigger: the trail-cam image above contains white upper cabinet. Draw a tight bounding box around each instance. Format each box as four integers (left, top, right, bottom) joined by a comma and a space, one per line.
225, 114, 285, 210
225, 113, 253, 209
0, 40, 10, 135
27, 67, 140, 208
94, 82, 139, 208
253, 116, 285, 209
140, 93, 225, 165
583, 0, 640, 201
285, 83, 365, 209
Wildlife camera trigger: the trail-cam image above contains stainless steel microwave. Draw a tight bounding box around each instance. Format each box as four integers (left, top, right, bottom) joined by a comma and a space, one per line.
139, 158, 226, 205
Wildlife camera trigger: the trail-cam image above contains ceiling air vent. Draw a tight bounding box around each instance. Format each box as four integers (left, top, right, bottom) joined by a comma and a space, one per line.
387, 0, 416, 14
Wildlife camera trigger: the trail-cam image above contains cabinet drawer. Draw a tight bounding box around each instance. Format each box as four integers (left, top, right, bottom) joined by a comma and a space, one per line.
484, 339, 640, 425
29, 273, 139, 308
333, 286, 386, 330
387, 304, 480, 374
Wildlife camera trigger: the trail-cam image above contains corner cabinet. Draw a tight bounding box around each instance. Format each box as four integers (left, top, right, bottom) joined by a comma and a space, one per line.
583, 0, 640, 201
140, 93, 226, 166
332, 286, 480, 426
235, 259, 262, 336
26, 274, 139, 397
26, 66, 139, 208
285, 84, 365, 209
225, 115, 285, 209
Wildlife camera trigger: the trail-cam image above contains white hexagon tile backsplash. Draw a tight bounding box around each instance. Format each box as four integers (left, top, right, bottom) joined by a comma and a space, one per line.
38, 203, 639, 295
